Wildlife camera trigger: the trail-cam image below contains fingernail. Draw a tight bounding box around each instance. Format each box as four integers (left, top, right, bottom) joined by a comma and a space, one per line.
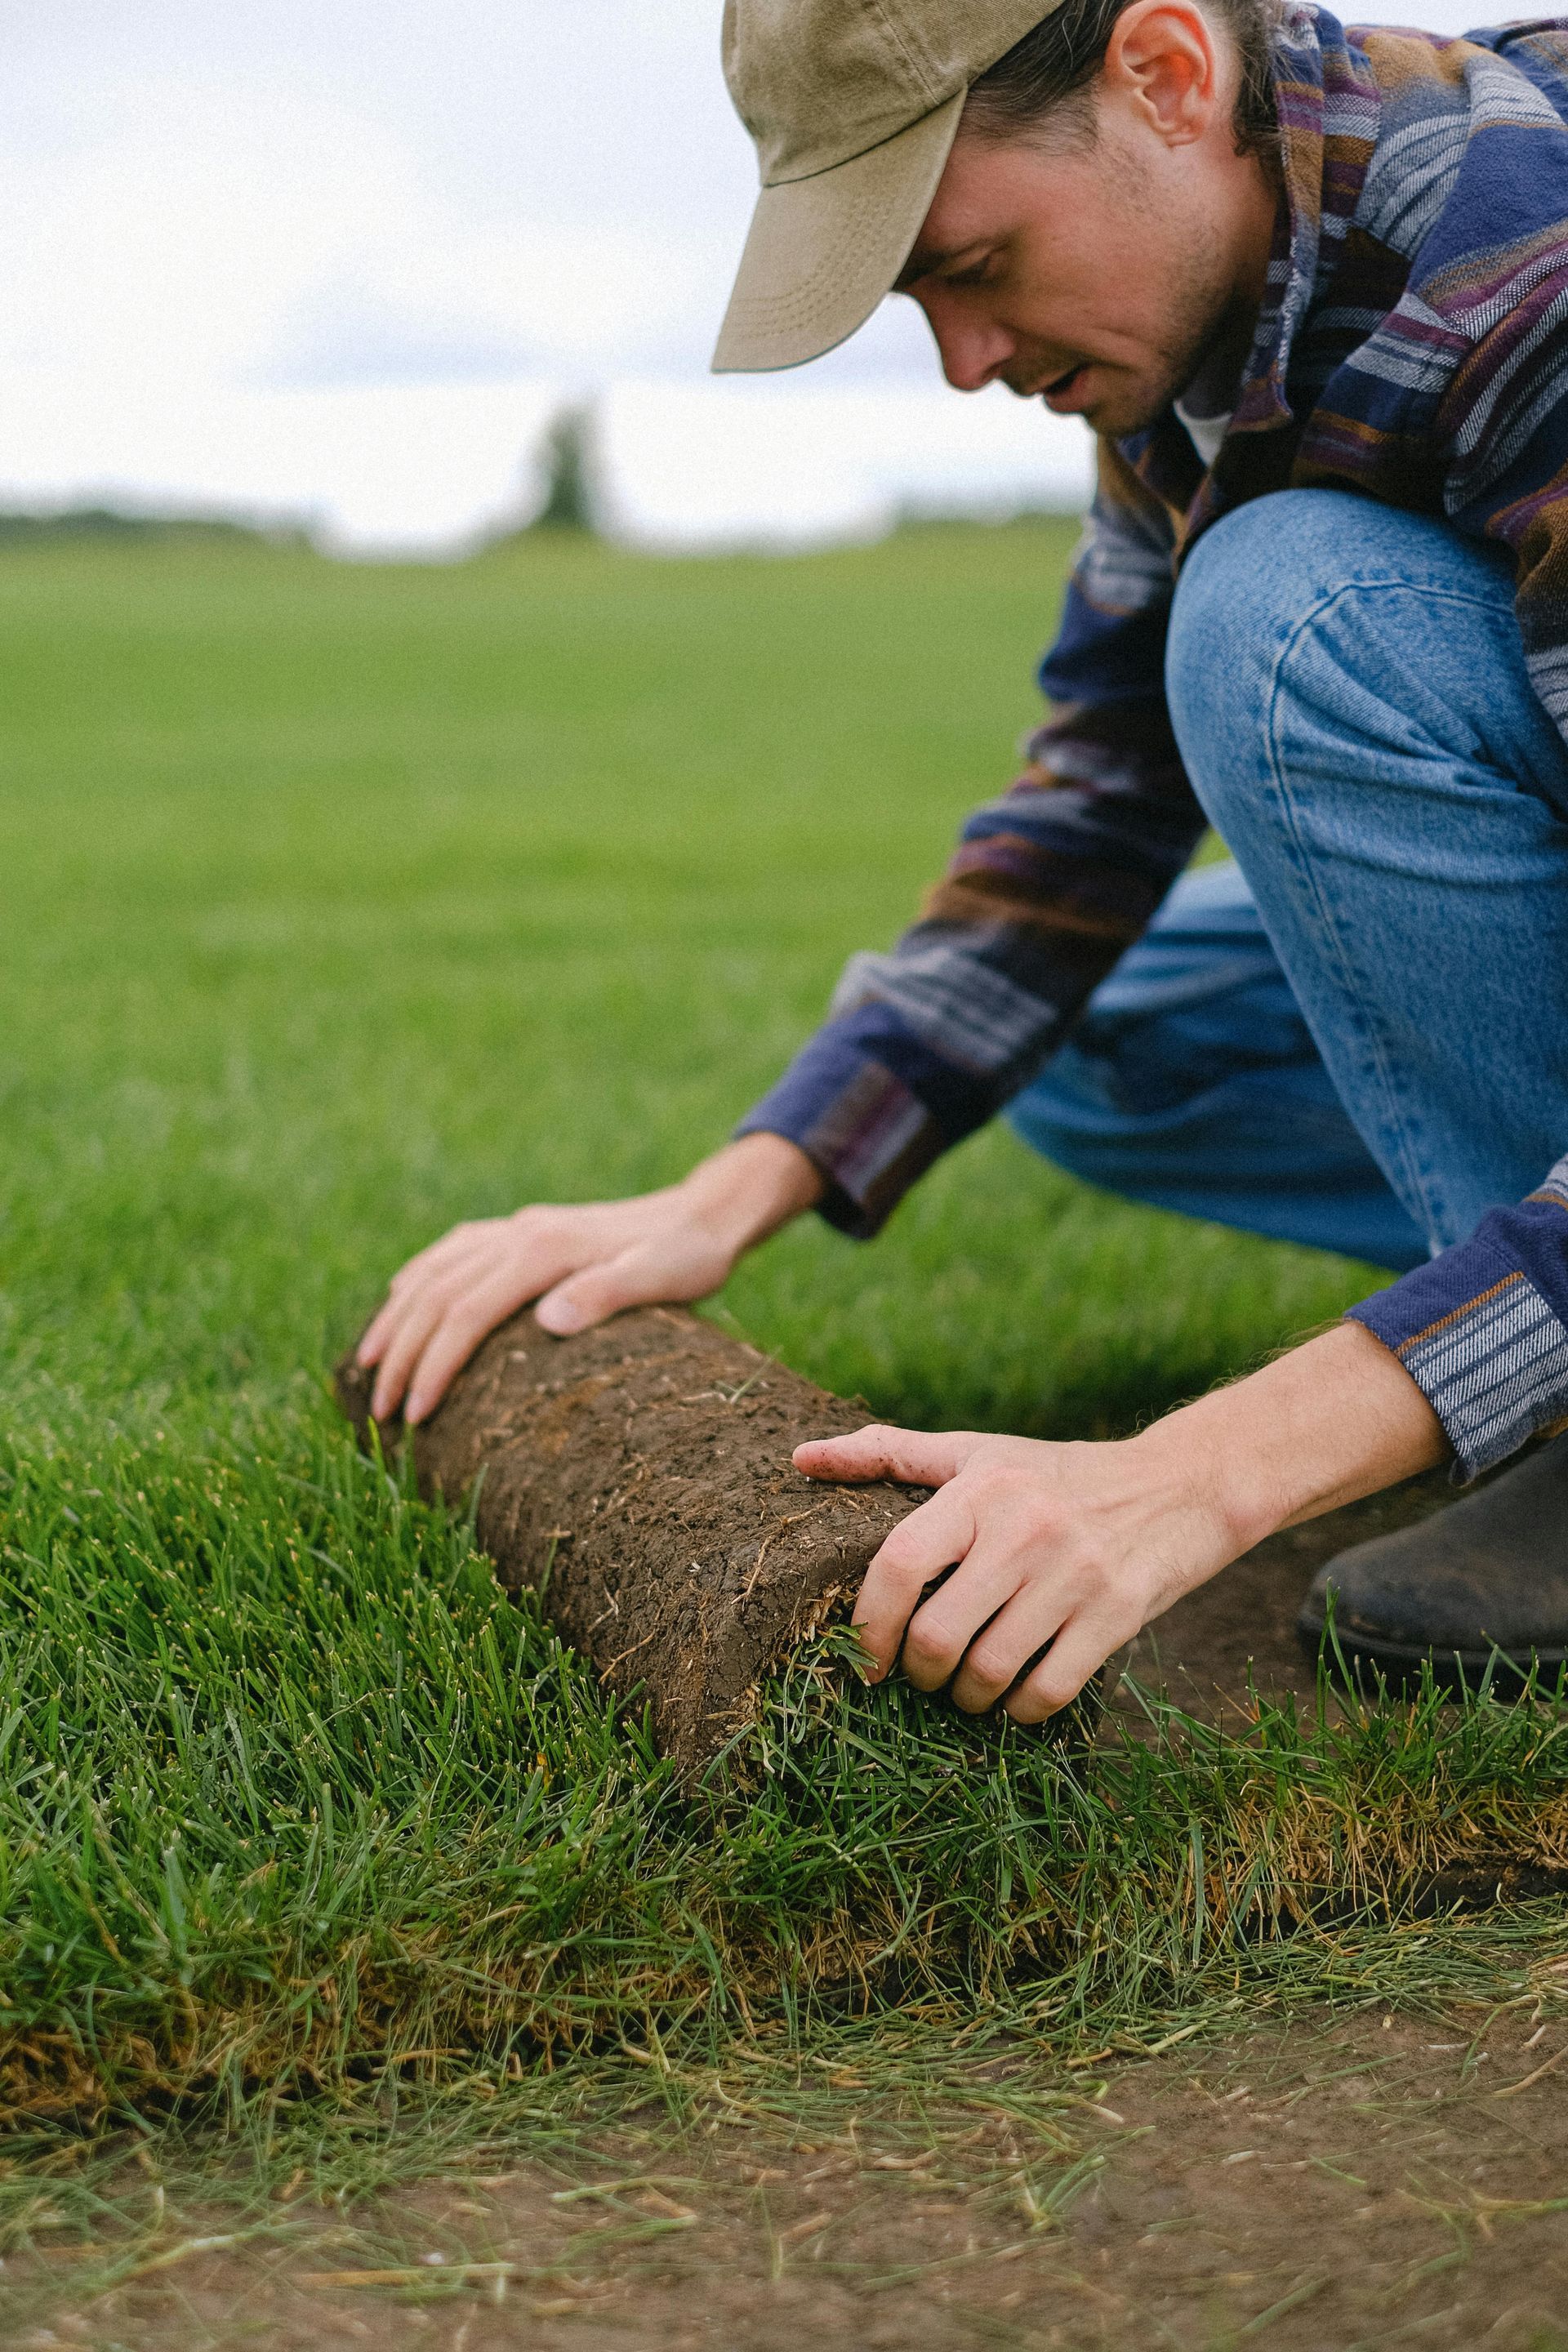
537, 1301, 584, 1335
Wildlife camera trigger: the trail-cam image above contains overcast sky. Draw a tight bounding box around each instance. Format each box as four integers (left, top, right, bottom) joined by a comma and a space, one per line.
0, 0, 1494, 552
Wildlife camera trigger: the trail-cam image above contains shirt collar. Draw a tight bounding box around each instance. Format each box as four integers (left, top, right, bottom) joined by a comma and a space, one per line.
1231, 3, 1380, 434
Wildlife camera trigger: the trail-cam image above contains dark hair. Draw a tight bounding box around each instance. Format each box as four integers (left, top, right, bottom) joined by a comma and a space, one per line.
964, 0, 1282, 159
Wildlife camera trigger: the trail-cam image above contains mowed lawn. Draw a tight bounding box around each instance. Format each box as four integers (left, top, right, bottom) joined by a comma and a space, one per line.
0, 521, 1377, 1447
5, 523, 1557, 2211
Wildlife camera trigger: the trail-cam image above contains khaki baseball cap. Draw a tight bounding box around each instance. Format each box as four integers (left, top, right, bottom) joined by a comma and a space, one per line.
714, 0, 1062, 373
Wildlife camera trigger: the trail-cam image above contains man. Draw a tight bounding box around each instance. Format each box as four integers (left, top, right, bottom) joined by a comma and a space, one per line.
361, 0, 1568, 1717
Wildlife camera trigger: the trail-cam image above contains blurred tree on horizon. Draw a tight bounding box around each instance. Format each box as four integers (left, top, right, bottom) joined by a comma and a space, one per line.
531, 405, 598, 535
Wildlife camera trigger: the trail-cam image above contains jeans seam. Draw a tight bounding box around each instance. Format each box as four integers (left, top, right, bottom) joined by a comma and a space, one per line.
1255, 577, 1510, 1246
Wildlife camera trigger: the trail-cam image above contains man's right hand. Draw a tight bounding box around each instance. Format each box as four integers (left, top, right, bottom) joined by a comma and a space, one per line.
358, 1131, 824, 1426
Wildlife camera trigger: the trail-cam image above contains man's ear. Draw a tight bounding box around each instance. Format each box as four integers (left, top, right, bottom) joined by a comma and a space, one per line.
1102, 0, 1220, 146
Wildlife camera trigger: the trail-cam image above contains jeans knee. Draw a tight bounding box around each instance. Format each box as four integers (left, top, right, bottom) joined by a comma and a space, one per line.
1166, 490, 1524, 839
1166, 492, 1340, 837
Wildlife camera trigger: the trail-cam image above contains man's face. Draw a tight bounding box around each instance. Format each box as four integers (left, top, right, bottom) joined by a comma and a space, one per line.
898, 117, 1261, 439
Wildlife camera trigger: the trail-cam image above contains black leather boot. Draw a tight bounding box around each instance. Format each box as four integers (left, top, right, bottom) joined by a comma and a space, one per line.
1297, 1432, 1568, 1693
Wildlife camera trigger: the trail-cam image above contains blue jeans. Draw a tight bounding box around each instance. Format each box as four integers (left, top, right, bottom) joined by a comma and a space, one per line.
1008, 491, 1568, 1272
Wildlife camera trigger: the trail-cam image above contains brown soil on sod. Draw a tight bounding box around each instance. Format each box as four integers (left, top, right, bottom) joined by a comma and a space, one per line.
24, 2004, 1568, 2350
341, 1307, 1466, 1766
339, 1309, 1508, 1771
337, 1307, 930, 1771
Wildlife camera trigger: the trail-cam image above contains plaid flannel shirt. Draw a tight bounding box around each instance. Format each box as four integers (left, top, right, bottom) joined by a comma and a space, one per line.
737, 4, 1568, 1480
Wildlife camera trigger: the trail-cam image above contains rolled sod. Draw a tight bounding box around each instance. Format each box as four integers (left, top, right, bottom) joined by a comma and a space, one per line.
336, 1306, 928, 1771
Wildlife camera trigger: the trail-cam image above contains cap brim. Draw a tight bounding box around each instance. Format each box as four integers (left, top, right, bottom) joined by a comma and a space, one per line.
711, 89, 965, 374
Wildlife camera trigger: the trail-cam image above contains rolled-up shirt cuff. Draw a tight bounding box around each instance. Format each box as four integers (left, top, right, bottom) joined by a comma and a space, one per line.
1347, 1162, 1568, 1481
734, 1024, 955, 1239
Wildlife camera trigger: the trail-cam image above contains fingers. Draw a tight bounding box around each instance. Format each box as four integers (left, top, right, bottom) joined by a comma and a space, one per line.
359, 1223, 514, 1376
384, 1219, 492, 1295
1004, 1613, 1130, 1724
807, 1423, 1177, 1725
898, 1548, 1030, 1695
359, 1223, 498, 1361
357, 1303, 398, 1371
947, 1586, 1070, 1715
359, 1200, 736, 1423
534, 1232, 728, 1337
850, 1482, 978, 1681
368, 1253, 557, 1424
401, 1270, 537, 1424
841, 1441, 1134, 1716
368, 1285, 452, 1422
361, 1213, 581, 1419
360, 1267, 444, 1369
534, 1280, 614, 1338
359, 1254, 469, 1373
794, 1423, 969, 1489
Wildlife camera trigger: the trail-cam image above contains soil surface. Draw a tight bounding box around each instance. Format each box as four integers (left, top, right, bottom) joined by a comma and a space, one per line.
338, 1307, 929, 1771
23, 2001, 1568, 2351
1114, 1469, 1457, 1720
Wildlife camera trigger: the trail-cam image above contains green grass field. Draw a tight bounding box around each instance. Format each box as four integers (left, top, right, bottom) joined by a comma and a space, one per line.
2, 523, 1565, 2285
0, 517, 1382, 1444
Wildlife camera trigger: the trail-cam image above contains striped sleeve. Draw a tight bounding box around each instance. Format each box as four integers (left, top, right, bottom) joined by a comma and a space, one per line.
1347, 1155, 1568, 1479
735, 450, 1206, 1236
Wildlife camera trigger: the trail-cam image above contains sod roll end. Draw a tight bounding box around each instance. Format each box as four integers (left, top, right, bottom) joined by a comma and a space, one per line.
336, 1304, 928, 1771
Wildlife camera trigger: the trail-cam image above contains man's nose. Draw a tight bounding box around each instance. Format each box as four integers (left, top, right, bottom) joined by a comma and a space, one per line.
920, 293, 1015, 393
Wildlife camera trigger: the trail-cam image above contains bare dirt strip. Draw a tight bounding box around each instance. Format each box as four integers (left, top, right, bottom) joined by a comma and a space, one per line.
19, 1998, 1568, 2352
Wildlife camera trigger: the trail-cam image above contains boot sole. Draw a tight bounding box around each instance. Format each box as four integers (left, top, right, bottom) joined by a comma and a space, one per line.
1296, 1615, 1568, 1698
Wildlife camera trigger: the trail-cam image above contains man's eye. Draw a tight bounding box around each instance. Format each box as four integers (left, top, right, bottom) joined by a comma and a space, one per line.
947, 258, 996, 288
